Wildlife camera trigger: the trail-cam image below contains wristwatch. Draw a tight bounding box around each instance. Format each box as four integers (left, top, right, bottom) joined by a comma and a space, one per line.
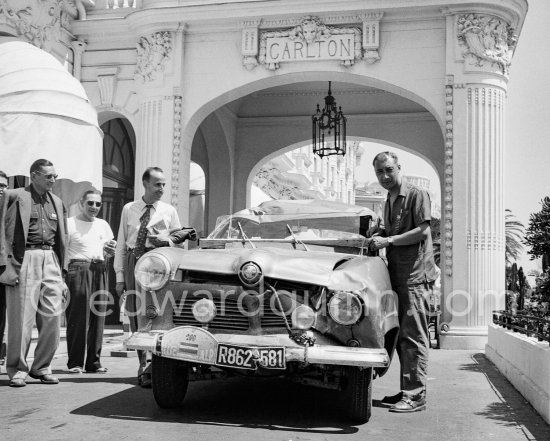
387, 236, 394, 246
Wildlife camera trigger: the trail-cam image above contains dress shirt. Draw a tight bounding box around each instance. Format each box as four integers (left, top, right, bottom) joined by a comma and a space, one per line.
113, 199, 181, 283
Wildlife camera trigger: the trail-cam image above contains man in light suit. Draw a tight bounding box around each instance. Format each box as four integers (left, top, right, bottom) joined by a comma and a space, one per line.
0, 159, 68, 387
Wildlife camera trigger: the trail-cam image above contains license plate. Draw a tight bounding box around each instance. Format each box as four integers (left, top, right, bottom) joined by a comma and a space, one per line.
216, 344, 285, 370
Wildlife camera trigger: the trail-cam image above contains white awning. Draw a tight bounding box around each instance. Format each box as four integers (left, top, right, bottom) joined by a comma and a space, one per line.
0, 39, 103, 193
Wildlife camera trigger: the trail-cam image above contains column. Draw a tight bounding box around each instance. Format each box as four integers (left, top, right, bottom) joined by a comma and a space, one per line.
466, 86, 506, 326
441, 10, 516, 348
132, 22, 189, 223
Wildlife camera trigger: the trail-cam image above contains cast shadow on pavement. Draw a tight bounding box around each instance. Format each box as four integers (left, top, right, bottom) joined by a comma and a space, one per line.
460, 353, 550, 440
70, 376, 360, 435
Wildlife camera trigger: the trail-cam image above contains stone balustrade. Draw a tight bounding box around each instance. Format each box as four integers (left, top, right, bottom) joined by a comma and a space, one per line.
93, 0, 139, 10
486, 323, 550, 424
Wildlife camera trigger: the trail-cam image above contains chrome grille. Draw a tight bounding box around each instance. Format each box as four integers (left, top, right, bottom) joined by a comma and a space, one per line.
171, 279, 319, 331
261, 307, 288, 328
173, 295, 250, 331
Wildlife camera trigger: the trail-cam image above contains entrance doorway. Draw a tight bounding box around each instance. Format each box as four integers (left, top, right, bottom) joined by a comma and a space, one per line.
100, 117, 135, 324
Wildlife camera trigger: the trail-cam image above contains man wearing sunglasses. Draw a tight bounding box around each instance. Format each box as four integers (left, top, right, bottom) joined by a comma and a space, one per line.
65, 190, 115, 374
0, 159, 68, 387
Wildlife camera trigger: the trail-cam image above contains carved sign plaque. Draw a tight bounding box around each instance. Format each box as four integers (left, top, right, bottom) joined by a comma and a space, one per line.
264, 33, 355, 65
258, 16, 362, 70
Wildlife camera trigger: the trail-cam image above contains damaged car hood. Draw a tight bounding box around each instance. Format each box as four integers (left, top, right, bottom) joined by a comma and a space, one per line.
151, 246, 382, 289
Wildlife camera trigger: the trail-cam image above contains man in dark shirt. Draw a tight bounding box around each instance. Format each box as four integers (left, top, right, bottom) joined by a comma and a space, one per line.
369, 151, 438, 413
0, 159, 68, 387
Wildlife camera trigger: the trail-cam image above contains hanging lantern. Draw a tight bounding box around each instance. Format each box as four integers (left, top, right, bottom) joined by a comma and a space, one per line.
312, 81, 347, 158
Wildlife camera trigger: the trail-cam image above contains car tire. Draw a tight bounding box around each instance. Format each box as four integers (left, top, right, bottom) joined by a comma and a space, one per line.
151, 354, 189, 408
343, 366, 372, 424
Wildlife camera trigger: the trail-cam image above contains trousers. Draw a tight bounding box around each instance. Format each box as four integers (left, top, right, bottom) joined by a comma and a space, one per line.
6, 250, 64, 380
123, 251, 149, 376
393, 281, 432, 398
0, 284, 6, 360
65, 260, 108, 371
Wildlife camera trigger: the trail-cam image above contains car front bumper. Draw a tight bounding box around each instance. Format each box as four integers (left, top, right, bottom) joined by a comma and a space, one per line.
126, 326, 390, 368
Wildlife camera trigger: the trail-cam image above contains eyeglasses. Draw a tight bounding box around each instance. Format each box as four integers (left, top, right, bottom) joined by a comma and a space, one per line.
86, 201, 102, 208
34, 171, 58, 180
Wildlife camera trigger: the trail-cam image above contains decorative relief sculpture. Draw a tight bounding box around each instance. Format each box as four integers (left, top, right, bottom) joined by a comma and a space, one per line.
61, 0, 94, 21
134, 31, 172, 83
171, 94, 183, 207
241, 20, 261, 70
361, 12, 383, 64
0, 0, 69, 50
254, 168, 297, 200
457, 13, 517, 75
257, 15, 362, 70
443, 76, 454, 277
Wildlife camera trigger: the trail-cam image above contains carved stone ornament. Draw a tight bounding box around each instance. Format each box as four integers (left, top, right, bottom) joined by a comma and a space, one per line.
0, 0, 80, 50
171, 94, 183, 207
457, 13, 517, 75
254, 167, 298, 200
257, 16, 362, 70
134, 31, 172, 83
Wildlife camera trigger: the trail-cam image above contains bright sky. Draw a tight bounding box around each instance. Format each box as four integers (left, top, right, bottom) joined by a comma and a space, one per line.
506, 0, 550, 229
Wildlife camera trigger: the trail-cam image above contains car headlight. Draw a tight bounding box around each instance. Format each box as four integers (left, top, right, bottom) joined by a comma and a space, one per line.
291, 304, 316, 330
134, 253, 171, 291
328, 291, 363, 326
192, 298, 217, 323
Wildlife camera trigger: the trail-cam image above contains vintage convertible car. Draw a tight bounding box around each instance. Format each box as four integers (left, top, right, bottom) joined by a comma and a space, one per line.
126, 199, 399, 423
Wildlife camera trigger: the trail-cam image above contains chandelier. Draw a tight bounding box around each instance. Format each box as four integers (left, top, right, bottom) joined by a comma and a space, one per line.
312, 81, 347, 158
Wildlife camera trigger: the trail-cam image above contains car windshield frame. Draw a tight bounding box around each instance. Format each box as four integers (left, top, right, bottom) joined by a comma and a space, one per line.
208, 211, 373, 241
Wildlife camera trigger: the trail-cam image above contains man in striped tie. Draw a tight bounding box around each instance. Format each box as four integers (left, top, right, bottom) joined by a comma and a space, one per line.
113, 166, 194, 387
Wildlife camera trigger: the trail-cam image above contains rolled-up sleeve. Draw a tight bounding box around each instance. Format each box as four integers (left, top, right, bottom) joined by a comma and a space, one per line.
413, 189, 432, 227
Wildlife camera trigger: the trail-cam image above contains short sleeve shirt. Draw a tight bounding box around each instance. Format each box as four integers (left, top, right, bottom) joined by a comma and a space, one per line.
384, 182, 438, 286
67, 217, 114, 261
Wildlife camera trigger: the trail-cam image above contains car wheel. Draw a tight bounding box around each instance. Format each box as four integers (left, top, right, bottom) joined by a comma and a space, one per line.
151, 354, 189, 408
343, 366, 372, 423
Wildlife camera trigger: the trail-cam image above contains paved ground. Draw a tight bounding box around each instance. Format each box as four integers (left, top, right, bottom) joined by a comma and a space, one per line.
1, 333, 549, 441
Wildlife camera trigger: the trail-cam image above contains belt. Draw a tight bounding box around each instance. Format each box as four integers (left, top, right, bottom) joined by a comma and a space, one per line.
128, 247, 154, 255
69, 259, 104, 265
25, 244, 53, 250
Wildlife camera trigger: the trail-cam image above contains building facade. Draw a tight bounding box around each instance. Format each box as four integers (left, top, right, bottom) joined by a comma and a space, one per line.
253, 142, 360, 203
0, 0, 529, 348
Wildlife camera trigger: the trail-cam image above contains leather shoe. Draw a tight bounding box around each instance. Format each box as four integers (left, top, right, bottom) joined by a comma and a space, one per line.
9, 378, 26, 387
381, 392, 403, 404
28, 373, 59, 384
138, 373, 152, 388
389, 396, 426, 413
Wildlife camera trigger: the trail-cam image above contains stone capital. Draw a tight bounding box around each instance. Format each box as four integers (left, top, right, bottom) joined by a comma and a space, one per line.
0, 0, 77, 50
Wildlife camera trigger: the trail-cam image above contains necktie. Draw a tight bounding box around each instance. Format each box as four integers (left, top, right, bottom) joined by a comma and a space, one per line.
134, 204, 153, 259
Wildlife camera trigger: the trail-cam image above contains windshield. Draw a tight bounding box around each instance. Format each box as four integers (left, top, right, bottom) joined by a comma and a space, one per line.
208, 211, 374, 240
